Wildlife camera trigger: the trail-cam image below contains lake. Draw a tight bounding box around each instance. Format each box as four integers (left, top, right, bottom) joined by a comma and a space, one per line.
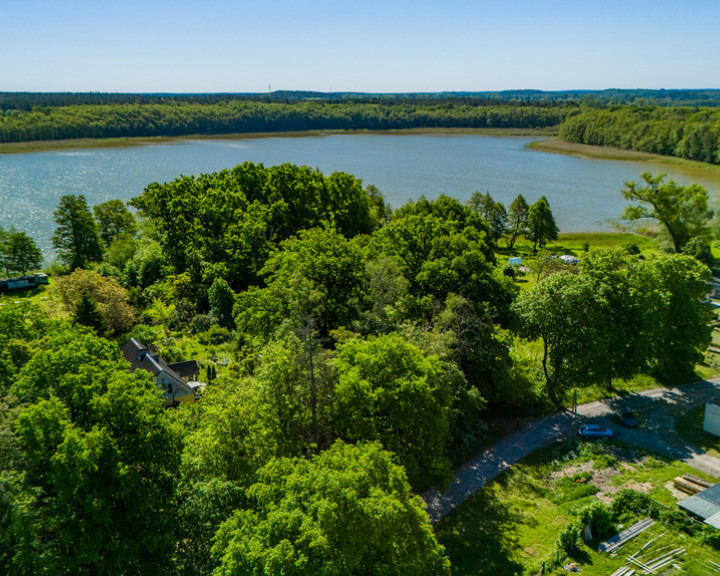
1, 133, 717, 257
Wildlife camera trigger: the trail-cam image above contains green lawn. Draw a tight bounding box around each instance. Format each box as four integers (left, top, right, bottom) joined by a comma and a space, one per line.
435, 441, 720, 576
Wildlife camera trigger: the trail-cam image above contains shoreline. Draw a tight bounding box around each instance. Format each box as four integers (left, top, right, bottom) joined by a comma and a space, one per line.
0, 127, 555, 155
529, 138, 720, 189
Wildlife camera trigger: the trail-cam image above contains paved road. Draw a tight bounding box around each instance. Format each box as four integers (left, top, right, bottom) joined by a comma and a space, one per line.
423, 379, 720, 524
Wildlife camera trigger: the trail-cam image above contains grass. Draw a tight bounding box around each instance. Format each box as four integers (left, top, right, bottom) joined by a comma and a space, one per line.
676, 406, 720, 460
435, 440, 720, 576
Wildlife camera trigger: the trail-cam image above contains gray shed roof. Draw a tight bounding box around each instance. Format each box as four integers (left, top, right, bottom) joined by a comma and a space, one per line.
678, 482, 720, 521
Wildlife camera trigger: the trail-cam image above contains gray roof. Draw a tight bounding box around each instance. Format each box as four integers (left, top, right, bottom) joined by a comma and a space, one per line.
122, 338, 185, 385
168, 360, 200, 379
678, 482, 720, 520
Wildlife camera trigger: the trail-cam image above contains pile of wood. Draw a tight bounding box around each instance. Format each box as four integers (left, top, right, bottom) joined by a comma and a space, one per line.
599, 518, 655, 553
609, 567, 635, 576
673, 473, 713, 495
626, 547, 685, 574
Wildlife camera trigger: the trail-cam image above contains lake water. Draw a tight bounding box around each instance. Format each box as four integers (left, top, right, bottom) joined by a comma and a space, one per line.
1, 134, 717, 257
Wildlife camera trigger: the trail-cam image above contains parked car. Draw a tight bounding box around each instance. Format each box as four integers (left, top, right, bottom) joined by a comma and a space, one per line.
578, 424, 613, 438
616, 406, 637, 428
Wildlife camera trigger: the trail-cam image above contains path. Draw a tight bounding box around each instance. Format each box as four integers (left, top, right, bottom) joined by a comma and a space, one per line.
423, 379, 720, 523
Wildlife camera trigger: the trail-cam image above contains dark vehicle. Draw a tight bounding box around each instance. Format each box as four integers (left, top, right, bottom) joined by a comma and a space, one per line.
616, 406, 637, 428
578, 424, 613, 439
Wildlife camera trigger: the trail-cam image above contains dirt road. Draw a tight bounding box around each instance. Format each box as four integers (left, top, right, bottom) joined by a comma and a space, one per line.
423, 380, 720, 523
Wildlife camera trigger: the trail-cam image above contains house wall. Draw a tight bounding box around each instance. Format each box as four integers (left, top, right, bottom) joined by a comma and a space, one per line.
156, 371, 195, 406
703, 402, 720, 437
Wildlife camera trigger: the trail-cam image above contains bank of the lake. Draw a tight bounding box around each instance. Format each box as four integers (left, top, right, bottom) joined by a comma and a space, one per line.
0, 127, 556, 155
530, 138, 720, 189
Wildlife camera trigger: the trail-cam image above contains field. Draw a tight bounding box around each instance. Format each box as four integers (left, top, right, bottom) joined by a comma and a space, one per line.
435, 440, 720, 576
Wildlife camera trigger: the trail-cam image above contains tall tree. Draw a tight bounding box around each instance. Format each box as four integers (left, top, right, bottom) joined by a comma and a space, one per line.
52, 195, 103, 269
526, 196, 559, 251
331, 333, 452, 489
93, 199, 137, 247
506, 194, 529, 249
4, 231, 42, 276
513, 272, 606, 404
211, 441, 451, 576
208, 277, 236, 329
621, 172, 713, 253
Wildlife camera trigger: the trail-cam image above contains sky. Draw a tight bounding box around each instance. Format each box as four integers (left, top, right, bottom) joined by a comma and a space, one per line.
1, 0, 719, 93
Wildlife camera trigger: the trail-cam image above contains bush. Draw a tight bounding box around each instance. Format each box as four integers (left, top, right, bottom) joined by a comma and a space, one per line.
557, 522, 580, 553
552, 473, 599, 504
199, 325, 231, 345
192, 313, 216, 334
502, 265, 516, 278
129, 323, 161, 347
578, 502, 615, 543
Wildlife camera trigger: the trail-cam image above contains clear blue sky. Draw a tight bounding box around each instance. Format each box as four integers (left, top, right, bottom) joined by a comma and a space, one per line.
2, 0, 719, 93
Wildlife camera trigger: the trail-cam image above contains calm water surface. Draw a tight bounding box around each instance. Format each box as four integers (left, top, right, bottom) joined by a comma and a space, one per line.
1, 134, 717, 256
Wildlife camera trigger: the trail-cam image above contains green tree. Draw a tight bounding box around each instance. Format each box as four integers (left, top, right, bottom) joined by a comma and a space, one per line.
72, 291, 106, 333
331, 333, 452, 489
513, 272, 606, 403
1, 230, 42, 276
621, 172, 713, 253
55, 268, 135, 334
506, 194, 529, 249
208, 277, 236, 329
211, 441, 451, 576
93, 199, 137, 247
52, 195, 103, 269
526, 196, 559, 251
468, 192, 507, 243
635, 254, 712, 381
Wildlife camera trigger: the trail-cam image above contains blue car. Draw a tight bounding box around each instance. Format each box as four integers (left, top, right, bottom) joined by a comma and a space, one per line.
579, 424, 613, 438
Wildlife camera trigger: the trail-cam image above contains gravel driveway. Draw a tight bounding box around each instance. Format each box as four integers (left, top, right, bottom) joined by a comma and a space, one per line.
423, 379, 720, 523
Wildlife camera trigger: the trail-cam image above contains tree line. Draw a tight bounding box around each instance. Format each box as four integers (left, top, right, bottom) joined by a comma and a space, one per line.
1, 163, 715, 575
559, 105, 720, 164
0, 100, 574, 143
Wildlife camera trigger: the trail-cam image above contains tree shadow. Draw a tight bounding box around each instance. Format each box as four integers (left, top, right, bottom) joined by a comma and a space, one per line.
435, 486, 528, 576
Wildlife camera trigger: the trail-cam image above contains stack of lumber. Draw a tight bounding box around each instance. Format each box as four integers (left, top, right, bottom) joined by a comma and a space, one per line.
609, 567, 635, 576
598, 518, 654, 553
626, 548, 685, 574
673, 473, 713, 495
708, 559, 720, 573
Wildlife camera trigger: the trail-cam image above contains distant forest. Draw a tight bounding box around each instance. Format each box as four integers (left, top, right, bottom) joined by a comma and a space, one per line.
0, 100, 573, 142
3, 88, 720, 110
2, 90, 720, 165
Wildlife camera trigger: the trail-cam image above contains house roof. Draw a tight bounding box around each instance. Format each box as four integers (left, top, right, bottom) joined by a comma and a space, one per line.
168, 360, 199, 379
678, 482, 720, 521
122, 338, 185, 384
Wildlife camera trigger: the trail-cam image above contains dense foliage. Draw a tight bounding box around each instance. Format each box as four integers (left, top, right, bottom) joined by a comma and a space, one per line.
2, 160, 716, 575
0, 100, 573, 143
559, 105, 720, 164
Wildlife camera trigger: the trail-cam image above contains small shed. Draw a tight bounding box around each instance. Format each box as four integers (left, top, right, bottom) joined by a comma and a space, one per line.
678, 482, 720, 528
704, 396, 720, 438
508, 257, 522, 266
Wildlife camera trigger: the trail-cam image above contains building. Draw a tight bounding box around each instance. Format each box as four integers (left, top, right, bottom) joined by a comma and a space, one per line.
678, 482, 720, 529
704, 396, 720, 438
122, 338, 204, 407
0, 273, 49, 294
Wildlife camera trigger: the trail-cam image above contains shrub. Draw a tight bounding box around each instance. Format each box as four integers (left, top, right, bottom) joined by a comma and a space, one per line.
578, 502, 615, 543
558, 522, 580, 553
191, 313, 216, 334
199, 325, 231, 345
552, 473, 599, 504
